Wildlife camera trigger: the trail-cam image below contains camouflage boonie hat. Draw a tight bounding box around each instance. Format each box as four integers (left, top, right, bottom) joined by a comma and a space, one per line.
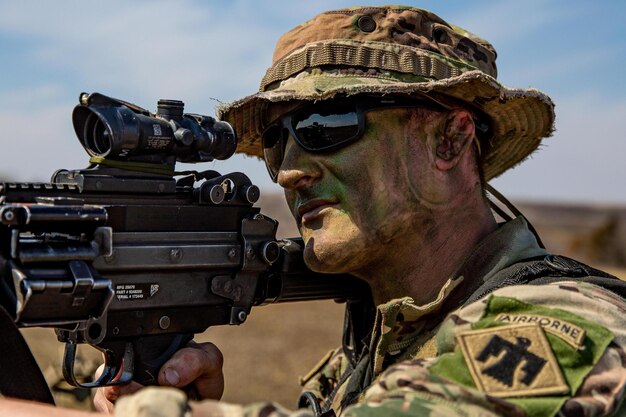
218, 6, 555, 180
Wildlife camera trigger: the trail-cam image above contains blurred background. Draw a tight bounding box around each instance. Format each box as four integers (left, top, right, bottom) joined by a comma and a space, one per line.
2, 0, 624, 410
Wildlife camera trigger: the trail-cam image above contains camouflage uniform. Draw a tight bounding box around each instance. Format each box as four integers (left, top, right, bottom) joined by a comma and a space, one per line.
185, 217, 626, 417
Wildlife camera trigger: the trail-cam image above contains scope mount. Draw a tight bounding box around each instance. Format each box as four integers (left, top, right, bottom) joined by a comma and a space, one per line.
51, 165, 179, 194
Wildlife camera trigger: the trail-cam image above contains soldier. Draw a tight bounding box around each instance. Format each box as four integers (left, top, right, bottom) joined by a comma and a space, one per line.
3, 5, 626, 417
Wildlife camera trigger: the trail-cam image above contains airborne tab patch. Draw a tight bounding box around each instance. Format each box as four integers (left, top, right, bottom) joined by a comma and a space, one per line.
456, 324, 569, 397
494, 313, 586, 348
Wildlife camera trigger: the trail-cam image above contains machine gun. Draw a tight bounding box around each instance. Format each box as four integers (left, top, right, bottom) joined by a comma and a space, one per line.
0, 93, 369, 394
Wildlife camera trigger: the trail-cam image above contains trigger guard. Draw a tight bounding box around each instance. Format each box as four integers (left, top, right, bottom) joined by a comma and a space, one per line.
62, 341, 134, 388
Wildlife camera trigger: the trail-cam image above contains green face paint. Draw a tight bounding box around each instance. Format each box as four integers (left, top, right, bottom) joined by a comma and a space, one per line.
280, 108, 442, 278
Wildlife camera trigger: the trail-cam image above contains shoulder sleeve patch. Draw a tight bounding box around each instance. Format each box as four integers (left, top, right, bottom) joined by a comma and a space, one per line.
456, 323, 569, 397
428, 295, 615, 417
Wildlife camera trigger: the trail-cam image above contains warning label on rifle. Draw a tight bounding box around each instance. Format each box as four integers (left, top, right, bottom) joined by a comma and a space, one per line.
115, 283, 159, 301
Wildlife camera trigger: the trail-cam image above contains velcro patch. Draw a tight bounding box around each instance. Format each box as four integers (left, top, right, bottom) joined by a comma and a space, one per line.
456, 324, 569, 397
494, 313, 586, 349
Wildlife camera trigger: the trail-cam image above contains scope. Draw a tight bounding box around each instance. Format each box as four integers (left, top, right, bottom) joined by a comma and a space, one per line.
72, 93, 237, 164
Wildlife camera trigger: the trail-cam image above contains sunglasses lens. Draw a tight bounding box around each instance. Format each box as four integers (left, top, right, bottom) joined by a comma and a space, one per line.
262, 124, 286, 180
262, 100, 365, 181
293, 102, 360, 150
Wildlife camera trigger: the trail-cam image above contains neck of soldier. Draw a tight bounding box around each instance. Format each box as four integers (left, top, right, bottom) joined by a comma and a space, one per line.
356, 193, 498, 307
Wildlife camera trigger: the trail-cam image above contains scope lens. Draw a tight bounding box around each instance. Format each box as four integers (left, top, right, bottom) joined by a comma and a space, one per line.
83, 112, 112, 156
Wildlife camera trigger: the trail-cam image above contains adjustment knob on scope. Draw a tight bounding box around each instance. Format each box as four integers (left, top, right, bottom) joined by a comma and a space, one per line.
174, 128, 194, 146
157, 99, 184, 120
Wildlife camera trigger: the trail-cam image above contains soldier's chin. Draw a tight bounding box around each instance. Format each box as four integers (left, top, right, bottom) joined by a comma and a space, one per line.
302, 236, 351, 274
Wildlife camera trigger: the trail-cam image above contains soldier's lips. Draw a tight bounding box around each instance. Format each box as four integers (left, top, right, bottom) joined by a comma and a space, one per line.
298, 200, 338, 224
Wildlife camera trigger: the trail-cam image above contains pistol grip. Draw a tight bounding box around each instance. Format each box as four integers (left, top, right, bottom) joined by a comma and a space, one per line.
133, 333, 194, 386
62, 334, 193, 388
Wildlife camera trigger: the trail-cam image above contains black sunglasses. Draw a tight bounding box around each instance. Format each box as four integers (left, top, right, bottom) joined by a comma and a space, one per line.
261, 94, 455, 182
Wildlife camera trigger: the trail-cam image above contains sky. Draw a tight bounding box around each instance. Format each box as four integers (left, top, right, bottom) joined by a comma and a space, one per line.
0, 1, 625, 204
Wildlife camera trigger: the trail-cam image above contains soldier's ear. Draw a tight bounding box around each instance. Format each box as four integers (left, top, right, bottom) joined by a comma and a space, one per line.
434, 109, 476, 172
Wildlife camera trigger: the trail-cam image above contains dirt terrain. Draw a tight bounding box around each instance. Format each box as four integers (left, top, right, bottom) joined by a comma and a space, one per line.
20, 194, 626, 409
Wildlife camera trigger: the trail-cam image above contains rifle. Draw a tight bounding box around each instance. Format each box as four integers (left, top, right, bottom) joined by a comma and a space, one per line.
0, 93, 369, 394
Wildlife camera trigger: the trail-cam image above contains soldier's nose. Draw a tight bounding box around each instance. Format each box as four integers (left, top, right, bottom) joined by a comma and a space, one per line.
277, 138, 321, 190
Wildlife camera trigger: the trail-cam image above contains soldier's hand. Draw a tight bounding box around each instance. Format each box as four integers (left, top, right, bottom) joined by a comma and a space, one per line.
93, 341, 224, 413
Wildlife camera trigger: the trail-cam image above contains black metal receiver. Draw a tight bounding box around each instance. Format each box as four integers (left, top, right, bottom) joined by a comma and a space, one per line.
0, 93, 368, 389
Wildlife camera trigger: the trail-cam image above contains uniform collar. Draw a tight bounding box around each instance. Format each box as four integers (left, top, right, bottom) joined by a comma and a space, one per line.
369, 216, 548, 375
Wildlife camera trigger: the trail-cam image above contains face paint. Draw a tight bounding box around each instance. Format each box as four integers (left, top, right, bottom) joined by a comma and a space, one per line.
279, 108, 446, 278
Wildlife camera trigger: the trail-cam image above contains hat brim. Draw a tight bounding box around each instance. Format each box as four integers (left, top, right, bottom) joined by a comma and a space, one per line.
217, 70, 554, 181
